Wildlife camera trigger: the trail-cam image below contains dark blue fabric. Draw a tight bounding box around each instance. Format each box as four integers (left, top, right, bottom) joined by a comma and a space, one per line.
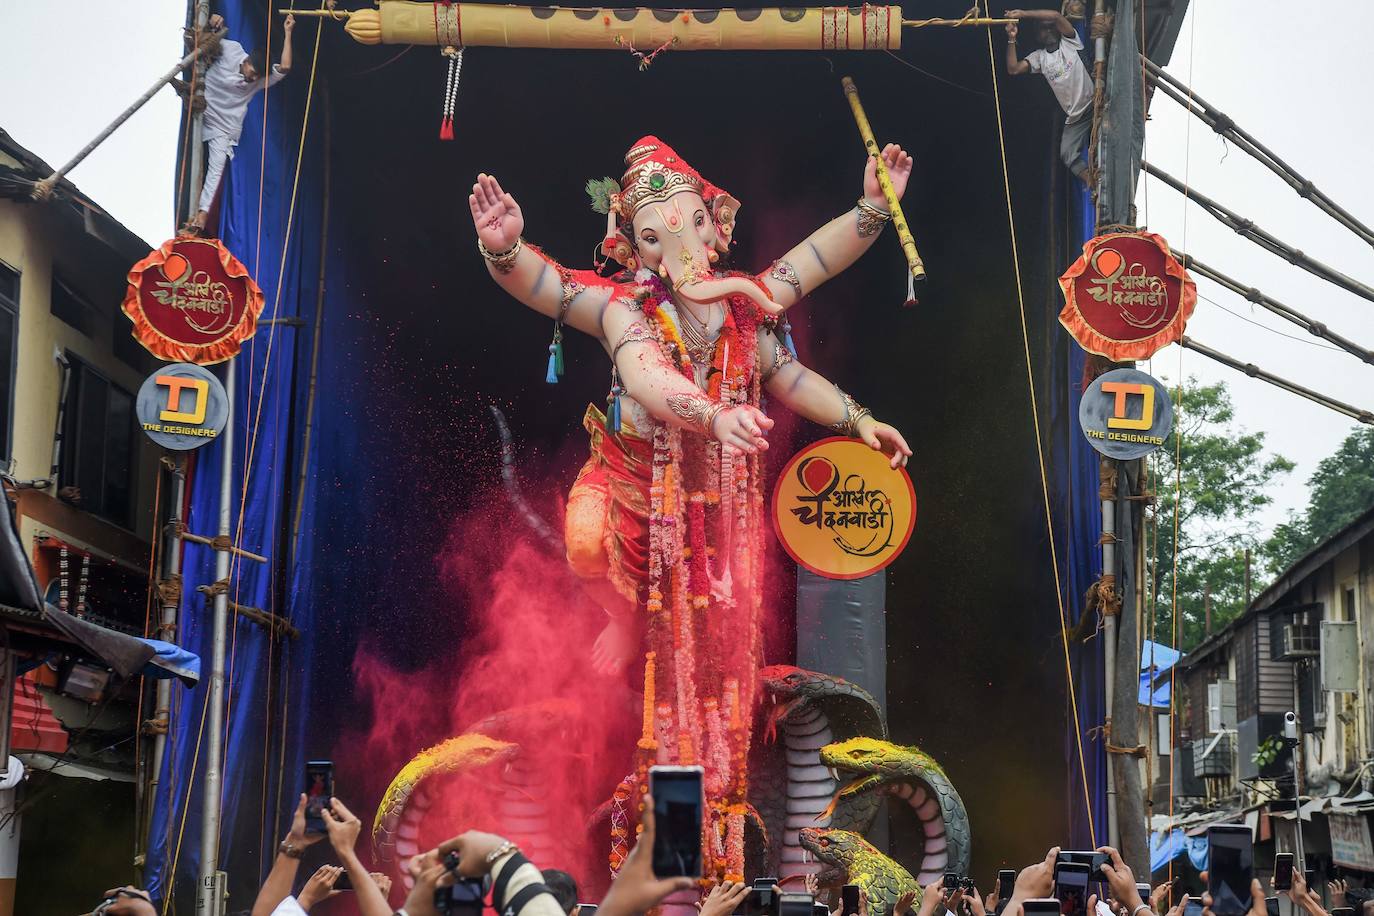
145, 1, 326, 904
1047, 57, 1108, 848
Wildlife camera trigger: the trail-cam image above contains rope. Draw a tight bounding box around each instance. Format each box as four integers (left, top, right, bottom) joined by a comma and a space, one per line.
983, 3, 1097, 843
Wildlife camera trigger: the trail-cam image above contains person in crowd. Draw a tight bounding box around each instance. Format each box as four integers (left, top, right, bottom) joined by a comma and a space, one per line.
92, 886, 157, 915
395, 794, 692, 916
250, 792, 393, 916
543, 868, 580, 916
1003, 8, 1094, 184
699, 880, 751, 916
188, 11, 295, 231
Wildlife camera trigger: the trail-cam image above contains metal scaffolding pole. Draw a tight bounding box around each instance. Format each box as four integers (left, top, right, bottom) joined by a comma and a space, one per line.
196, 361, 233, 916
147, 458, 186, 846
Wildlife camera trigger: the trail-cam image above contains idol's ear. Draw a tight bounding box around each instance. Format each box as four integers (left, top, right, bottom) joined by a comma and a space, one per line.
601, 224, 637, 271
709, 192, 741, 252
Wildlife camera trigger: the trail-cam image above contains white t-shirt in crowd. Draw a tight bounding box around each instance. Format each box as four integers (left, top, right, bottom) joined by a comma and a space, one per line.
202, 39, 287, 146
1026, 31, 1092, 121
269, 896, 307, 916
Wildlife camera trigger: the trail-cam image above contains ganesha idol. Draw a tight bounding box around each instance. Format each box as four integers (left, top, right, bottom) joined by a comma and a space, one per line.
466, 136, 914, 883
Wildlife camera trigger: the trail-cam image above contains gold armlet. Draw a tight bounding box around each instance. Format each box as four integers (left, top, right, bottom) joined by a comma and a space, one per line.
829, 386, 874, 437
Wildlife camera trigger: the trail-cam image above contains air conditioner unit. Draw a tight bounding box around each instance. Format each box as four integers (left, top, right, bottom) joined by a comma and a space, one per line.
1193, 732, 1233, 777
1270, 604, 1323, 661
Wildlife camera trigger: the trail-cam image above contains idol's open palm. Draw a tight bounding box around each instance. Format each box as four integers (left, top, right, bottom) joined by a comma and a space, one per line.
469, 173, 524, 251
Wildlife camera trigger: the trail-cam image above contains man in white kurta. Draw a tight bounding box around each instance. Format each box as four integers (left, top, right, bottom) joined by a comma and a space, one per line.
191, 12, 294, 229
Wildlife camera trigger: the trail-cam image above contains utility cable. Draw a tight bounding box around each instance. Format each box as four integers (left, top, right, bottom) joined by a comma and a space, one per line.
1178, 337, 1374, 425
1173, 249, 1374, 364
1143, 162, 1374, 305
1141, 56, 1374, 249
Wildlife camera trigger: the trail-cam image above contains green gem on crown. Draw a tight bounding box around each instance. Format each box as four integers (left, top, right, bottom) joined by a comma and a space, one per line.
648, 173, 667, 190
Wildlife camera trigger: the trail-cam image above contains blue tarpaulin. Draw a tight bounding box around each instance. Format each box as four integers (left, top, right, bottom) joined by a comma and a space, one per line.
1140, 639, 1182, 708
1151, 828, 1210, 875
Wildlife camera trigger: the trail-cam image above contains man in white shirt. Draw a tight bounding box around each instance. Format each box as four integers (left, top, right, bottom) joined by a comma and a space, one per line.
1004, 8, 1094, 184
189, 12, 295, 231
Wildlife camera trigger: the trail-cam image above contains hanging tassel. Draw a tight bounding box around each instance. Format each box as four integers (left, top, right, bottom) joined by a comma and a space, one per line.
779, 318, 797, 357
545, 326, 564, 384
605, 378, 624, 434
903, 268, 921, 308
438, 46, 463, 141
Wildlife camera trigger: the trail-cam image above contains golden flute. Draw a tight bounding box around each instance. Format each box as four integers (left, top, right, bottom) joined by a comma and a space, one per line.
841, 75, 926, 305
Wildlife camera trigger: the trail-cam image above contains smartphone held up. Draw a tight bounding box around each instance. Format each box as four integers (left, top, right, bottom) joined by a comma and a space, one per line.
304, 759, 334, 834
649, 765, 705, 879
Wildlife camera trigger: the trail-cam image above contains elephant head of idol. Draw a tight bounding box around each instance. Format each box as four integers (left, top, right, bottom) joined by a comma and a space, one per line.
600, 136, 781, 316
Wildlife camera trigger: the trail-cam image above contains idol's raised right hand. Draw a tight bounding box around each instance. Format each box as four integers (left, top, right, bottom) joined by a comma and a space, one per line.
469, 173, 524, 252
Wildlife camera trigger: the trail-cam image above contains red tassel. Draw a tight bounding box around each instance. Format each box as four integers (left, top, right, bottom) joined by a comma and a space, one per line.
439, 118, 454, 141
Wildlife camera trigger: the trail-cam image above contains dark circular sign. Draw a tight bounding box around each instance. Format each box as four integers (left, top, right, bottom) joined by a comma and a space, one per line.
136, 363, 229, 451
1079, 368, 1174, 459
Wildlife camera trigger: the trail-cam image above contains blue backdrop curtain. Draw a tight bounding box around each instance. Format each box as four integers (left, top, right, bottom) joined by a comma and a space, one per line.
146, 0, 328, 904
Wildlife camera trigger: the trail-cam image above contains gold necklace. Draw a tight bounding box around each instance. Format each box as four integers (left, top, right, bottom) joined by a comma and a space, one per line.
676, 302, 718, 364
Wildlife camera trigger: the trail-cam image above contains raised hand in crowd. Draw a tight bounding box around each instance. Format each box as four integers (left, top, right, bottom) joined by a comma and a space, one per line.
1289, 870, 1329, 916
1330, 880, 1349, 910
915, 878, 951, 916
700, 880, 751, 916
297, 865, 343, 912
986, 878, 1004, 916
1003, 847, 1060, 916
896, 888, 919, 916
1097, 846, 1146, 916
1149, 879, 1178, 915
97, 886, 157, 916
966, 886, 988, 916
251, 794, 327, 916
323, 797, 394, 916
598, 794, 697, 916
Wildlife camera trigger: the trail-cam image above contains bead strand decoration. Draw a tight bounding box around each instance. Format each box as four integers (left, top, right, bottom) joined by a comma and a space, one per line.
58, 545, 69, 612
76, 553, 91, 618
438, 45, 464, 140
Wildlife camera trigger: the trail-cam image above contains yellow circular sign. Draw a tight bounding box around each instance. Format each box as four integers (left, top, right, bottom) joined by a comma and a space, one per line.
771, 437, 916, 580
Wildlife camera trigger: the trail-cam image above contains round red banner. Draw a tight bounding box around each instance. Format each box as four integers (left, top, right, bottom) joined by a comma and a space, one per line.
1058, 230, 1196, 361
121, 237, 263, 365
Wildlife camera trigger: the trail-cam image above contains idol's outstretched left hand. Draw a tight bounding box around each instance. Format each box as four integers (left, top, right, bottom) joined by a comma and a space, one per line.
856, 416, 912, 469
863, 143, 914, 210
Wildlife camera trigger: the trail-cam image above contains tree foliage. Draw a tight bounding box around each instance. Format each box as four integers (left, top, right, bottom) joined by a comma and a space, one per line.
1265, 427, 1374, 575
1148, 380, 1294, 651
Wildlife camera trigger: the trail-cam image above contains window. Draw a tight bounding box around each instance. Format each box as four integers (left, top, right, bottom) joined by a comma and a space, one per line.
51, 272, 98, 337
1344, 585, 1358, 621
59, 356, 135, 527
0, 263, 16, 463
112, 307, 146, 370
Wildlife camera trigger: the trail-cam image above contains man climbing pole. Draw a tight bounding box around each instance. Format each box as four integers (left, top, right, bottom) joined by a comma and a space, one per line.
187, 11, 295, 232
1004, 8, 1093, 185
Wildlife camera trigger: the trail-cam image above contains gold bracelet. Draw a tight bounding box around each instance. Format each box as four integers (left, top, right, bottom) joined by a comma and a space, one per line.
478, 237, 524, 274
485, 839, 519, 867
855, 197, 892, 238
829, 386, 873, 438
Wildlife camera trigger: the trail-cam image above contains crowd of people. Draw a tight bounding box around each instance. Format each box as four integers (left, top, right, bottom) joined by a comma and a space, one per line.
88, 791, 1364, 916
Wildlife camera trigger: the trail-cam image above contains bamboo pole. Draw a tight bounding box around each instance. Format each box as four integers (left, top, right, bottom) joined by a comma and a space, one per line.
31, 29, 226, 200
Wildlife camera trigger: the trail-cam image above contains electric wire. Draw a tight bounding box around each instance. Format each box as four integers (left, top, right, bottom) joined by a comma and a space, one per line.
1143, 161, 1374, 305
1177, 337, 1374, 425
1141, 56, 1374, 249
1174, 250, 1374, 363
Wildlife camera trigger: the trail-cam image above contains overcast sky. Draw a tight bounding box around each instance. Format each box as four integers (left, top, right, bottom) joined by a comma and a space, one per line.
2, 2, 1369, 538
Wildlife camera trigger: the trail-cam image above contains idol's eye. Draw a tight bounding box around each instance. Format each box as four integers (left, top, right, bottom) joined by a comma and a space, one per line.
641, 233, 658, 245
695, 211, 706, 228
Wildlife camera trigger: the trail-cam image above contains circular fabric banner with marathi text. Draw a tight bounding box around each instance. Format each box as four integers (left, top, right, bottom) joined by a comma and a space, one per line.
122, 236, 263, 365
1058, 230, 1196, 361
771, 437, 916, 580
1079, 367, 1174, 460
